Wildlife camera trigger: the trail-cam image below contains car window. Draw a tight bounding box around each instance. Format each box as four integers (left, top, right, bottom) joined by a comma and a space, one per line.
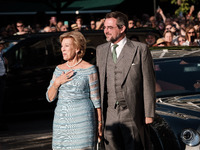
154, 56, 200, 97
6, 37, 62, 71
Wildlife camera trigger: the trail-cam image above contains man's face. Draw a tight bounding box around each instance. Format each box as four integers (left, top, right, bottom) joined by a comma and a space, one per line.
16, 23, 24, 32
103, 18, 123, 43
146, 35, 156, 45
128, 20, 134, 29
165, 25, 172, 32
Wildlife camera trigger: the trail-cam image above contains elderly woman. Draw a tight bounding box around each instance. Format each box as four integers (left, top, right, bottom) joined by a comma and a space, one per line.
46, 31, 102, 150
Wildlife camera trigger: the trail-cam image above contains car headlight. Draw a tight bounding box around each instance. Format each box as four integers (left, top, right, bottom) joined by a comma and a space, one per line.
181, 129, 200, 147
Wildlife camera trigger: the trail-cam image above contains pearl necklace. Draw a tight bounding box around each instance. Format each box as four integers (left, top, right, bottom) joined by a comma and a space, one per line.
66, 58, 82, 68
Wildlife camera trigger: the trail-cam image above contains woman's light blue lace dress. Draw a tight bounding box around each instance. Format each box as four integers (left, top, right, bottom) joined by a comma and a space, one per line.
46, 65, 100, 150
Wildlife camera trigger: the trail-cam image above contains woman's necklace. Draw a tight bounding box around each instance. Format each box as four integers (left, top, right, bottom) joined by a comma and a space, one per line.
66, 58, 82, 68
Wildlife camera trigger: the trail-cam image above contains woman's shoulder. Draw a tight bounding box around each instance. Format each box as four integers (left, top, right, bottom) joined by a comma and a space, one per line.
57, 62, 67, 70
80, 61, 97, 73
81, 60, 93, 69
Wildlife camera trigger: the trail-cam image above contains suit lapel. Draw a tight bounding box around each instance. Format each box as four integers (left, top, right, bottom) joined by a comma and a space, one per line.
99, 43, 110, 96
121, 39, 138, 85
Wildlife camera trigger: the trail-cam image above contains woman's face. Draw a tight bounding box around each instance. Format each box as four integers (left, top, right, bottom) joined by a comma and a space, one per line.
61, 38, 77, 61
178, 37, 186, 46
187, 29, 195, 37
164, 32, 173, 42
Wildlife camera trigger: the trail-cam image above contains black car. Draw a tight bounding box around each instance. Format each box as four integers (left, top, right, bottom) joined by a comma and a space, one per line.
2, 29, 199, 150
150, 47, 200, 150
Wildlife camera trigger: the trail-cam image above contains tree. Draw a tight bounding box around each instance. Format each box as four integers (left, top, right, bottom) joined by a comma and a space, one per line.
171, 0, 197, 16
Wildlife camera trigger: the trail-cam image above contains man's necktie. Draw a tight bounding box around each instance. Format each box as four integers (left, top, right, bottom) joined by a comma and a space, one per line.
112, 44, 118, 63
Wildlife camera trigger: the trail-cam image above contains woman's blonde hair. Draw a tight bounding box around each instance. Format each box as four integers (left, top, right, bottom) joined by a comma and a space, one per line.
60, 31, 86, 58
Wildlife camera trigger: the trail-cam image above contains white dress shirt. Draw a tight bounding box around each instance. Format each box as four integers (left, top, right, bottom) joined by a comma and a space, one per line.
111, 36, 127, 58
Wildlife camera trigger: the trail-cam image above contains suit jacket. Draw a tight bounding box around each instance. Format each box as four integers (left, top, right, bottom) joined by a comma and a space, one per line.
96, 38, 156, 149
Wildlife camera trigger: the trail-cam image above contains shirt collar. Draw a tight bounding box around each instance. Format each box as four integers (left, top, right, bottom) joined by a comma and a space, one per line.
111, 36, 127, 48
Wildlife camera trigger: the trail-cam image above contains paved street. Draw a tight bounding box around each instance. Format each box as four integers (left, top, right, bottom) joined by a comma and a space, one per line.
0, 112, 53, 150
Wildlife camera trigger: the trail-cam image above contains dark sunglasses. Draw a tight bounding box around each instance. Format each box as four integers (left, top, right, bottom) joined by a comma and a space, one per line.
17, 25, 24, 27
178, 39, 186, 42
188, 32, 195, 34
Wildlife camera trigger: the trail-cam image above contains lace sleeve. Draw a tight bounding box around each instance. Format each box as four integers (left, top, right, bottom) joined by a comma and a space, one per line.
46, 72, 58, 102
89, 71, 101, 108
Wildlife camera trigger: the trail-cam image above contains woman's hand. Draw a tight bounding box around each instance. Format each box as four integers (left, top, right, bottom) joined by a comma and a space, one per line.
47, 70, 74, 101
54, 70, 74, 87
98, 122, 102, 142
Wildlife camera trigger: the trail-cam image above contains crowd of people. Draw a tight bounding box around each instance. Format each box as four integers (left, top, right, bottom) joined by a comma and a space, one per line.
1, 6, 200, 47
1, 5, 200, 149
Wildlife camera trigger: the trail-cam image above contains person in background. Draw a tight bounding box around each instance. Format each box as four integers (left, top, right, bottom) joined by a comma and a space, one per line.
96, 18, 105, 30
149, 16, 157, 28
50, 26, 57, 32
43, 26, 52, 32
163, 30, 175, 46
177, 35, 186, 46
153, 38, 166, 47
56, 21, 64, 31
182, 26, 200, 46
145, 32, 157, 47
157, 22, 165, 35
24, 26, 32, 34
60, 25, 68, 31
49, 16, 57, 27
135, 19, 143, 28
179, 22, 186, 36
75, 15, 88, 30
46, 31, 102, 150
90, 20, 96, 30
128, 19, 135, 29
14, 20, 27, 35
96, 11, 155, 150
196, 11, 200, 22
71, 24, 79, 31
157, 7, 166, 24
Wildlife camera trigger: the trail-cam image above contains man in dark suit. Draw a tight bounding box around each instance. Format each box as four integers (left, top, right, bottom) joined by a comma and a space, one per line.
96, 11, 156, 150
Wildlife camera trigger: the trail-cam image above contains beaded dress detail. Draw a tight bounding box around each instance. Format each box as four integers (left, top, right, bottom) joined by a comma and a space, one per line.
46, 65, 100, 150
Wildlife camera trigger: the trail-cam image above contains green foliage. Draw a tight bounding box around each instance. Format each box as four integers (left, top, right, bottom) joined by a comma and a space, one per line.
171, 0, 196, 16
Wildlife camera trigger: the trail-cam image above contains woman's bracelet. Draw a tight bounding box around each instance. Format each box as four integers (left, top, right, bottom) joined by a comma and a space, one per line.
98, 121, 102, 124
52, 85, 59, 90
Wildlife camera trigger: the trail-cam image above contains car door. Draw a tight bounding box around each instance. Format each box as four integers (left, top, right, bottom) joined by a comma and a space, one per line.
4, 35, 62, 114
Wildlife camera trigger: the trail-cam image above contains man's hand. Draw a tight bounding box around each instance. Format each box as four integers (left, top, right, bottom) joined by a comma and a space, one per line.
145, 117, 154, 124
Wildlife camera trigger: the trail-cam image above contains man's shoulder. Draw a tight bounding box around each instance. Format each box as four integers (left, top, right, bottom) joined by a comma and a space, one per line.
96, 42, 110, 50
126, 39, 148, 51
128, 39, 147, 47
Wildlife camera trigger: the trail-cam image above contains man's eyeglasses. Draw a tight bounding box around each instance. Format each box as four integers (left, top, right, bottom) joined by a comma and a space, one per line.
103, 26, 118, 30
